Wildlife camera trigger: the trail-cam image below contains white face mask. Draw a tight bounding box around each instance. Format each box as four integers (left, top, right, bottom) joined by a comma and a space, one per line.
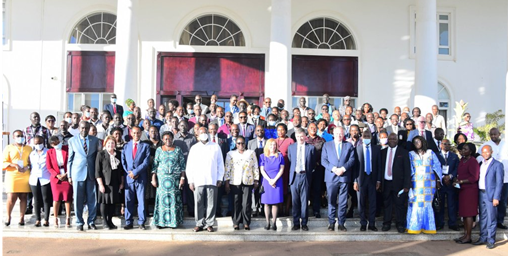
85, 112, 91, 118
198, 133, 208, 142
268, 121, 276, 126
380, 138, 388, 145
188, 109, 194, 115
65, 118, 72, 124
34, 144, 44, 150
253, 115, 259, 119
55, 142, 63, 150
363, 138, 371, 145
15, 137, 25, 144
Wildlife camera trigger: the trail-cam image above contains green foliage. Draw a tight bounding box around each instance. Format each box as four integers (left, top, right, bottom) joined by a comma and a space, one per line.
473, 109, 505, 142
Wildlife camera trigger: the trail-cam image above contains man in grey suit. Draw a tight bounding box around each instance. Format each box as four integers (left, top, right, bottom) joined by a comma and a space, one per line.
67, 121, 99, 231
386, 114, 404, 135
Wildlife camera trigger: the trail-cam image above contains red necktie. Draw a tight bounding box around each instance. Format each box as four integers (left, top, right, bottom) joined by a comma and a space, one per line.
387, 148, 393, 177
213, 136, 216, 143
132, 143, 137, 159
242, 125, 246, 137
113, 104, 117, 114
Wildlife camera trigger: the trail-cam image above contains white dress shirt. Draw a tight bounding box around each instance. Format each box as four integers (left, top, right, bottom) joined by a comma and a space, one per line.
186, 141, 225, 186
479, 140, 508, 183
479, 158, 493, 190
29, 148, 51, 186
432, 114, 446, 134
384, 146, 397, 180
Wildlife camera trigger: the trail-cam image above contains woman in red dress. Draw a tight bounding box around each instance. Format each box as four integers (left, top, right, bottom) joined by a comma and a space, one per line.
453, 143, 479, 244
46, 136, 73, 227
275, 123, 294, 216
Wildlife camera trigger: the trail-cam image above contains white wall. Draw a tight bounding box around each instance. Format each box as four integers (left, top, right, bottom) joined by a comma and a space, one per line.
2, 0, 507, 140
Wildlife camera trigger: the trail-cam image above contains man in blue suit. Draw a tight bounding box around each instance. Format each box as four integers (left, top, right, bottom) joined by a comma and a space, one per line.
121, 126, 151, 230
288, 128, 316, 231
103, 94, 124, 117
67, 121, 100, 231
237, 111, 255, 143
435, 137, 460, 231
322, 126, 356, 232
473, 145, 505, 249
353, 130, 382, 231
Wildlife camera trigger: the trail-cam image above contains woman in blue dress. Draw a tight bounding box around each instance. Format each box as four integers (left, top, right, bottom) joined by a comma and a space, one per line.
259, 138, 285, 231
151, 131, 186, 228
407, 136, 442, 234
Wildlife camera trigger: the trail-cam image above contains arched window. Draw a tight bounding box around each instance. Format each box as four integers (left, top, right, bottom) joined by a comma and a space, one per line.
179, 14, 245, 46
437, 82, 451, 123
292, 17, 356, 50
69, 12, 117, 44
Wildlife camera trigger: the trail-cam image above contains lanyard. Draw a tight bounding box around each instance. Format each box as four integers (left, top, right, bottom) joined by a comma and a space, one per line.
16, 145, 24, 159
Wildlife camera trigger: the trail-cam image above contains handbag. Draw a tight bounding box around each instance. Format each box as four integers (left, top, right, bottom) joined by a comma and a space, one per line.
259, 184, 265, 194
432, 188, 441, 213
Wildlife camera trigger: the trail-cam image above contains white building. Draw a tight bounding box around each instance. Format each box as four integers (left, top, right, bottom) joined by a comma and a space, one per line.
2, 0, 507, 139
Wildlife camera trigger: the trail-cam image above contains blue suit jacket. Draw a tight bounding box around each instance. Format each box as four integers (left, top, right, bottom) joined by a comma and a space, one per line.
321, 141, 356, 183
440, 151, 459, 179
482, 159, 505, 201
238, 123, 255, 142
121, 140, 151, 184
287, 143, 316, 185
67, 135, 99, 182
104, 103, 124, 117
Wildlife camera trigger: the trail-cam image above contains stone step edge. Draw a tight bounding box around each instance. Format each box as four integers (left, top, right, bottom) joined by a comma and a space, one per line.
5, 229, 507, 242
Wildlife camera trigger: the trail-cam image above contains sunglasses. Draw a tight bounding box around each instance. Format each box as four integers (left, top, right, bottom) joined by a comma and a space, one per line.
239, 116, 247, 119
236, 142, 245, 145
406, 123, 414, 126
343, 119, 351, 121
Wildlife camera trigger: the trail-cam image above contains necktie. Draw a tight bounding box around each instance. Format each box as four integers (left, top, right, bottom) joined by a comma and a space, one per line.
254, 119, 258, 127
242, 125, 246, 137
213, 136, 216, 143
113, 104, 117, 114
437, 140, 441, 151
421, 130, 424, 136
132, 143, 138, 159
83, 138, 88, 154
387, 148, 393, 177
366, 145, 371, 175
259, 140, 263, 149
337, 143, 342, 160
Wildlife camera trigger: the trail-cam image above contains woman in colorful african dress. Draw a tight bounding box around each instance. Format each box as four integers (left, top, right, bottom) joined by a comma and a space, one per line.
407, 136, 442, 234
151, 131, 186, 228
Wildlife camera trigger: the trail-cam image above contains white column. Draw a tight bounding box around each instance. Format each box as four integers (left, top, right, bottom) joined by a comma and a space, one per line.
266, 0, 291, 109
114, 0, 139, 104
414, 0, 437, 115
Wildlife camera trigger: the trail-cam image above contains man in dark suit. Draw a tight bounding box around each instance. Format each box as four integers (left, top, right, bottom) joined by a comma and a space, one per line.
380, 133, 411, 233
473, 145, 505, 249
288, 128, 316, 231
121, 126, 151, 230
237, 111, 255, 143
103, 94, 124, 117
435, 138, 460, 231
67, 121, 100, 231
247, 125, 266, 216
322, 126, 356, 232
386, 114, 404, 135
353, 130, 382, 231
209, 106, 225, 128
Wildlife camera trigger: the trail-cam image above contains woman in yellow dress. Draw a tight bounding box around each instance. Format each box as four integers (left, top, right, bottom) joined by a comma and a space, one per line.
3, 130, 32, 226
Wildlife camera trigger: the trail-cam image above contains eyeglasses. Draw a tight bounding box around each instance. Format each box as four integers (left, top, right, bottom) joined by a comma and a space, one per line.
236, 142, 245, 145
15, 135, 23, 138
406, 123, 414, 126
443, 143, 451, 146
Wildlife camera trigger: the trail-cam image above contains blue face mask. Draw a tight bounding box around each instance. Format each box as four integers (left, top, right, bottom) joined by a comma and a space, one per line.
363, 138, 371, 145
15, 137, 25, 144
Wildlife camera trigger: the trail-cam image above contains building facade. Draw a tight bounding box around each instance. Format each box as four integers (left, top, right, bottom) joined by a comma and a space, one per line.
2, 0, 508, 139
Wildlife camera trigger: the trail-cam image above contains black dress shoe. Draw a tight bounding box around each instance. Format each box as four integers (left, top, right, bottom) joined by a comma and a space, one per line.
314, 212, 321, 218
436, 225, 444, 231
382, 225, 391, 231
397, 227, 405, 233
291, 225, 300, 231
272, 224, 277, 231
77, 225, 84, 231
472, 239, 486, 246
108, 224, 118, 230
456, 239, 472, 244
244, 226, 250, 231
123, 224, 133, 230
139, 224, 146, 230
486, 243, 495, 249
302, 225, 309, 231
88, 224, 97, 230
328, 224, 335, 231
360, 225, 366, 231
264, 223, 271, 230
497, 223, 508, 229
368, 226, 378, 232
338, 224, 347, 232
449, 225, 460, 231
233, 225, 240, 230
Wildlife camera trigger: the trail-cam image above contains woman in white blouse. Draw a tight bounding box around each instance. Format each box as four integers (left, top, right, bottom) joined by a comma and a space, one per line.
29, 135, 52, 227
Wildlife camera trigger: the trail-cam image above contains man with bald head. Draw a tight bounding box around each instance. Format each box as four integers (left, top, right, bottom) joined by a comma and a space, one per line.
474, 145, 504, 249
187, 127, 225, 232
479, 127, 508, 230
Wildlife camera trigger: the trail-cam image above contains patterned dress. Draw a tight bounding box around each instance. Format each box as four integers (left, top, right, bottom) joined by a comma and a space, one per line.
406, 150, 442, 234
152, 146, 186, 228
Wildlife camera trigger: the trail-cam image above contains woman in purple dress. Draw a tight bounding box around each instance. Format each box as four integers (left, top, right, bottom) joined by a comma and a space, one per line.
259, 138, 285, 231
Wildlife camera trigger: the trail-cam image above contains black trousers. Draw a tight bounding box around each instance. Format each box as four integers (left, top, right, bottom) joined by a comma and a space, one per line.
231, 184, 253, 226
30, 180, 52, 222
358, 178, 377, 226
100, 203, 115, 226
382, 180, 407, 228
311, 166, 324, 213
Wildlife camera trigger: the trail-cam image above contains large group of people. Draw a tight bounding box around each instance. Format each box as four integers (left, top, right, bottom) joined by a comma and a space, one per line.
3, 93, 507, 249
